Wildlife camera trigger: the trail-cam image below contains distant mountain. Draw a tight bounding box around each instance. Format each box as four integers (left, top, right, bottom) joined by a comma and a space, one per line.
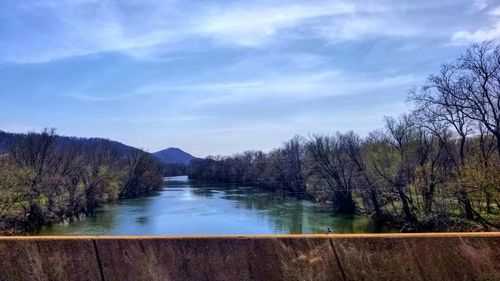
0, 130, 196, 167
153, 148, 195, 165
0, 130, 140, 156
0, 130, 22, 154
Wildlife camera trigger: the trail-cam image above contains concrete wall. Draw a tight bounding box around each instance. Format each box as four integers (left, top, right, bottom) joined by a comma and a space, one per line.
0, 233, 499, 281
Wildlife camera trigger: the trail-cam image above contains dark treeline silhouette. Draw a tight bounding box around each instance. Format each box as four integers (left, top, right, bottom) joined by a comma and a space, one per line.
161, 163, 188, 177
188, 42, 500, 231
0, 129, 163, 233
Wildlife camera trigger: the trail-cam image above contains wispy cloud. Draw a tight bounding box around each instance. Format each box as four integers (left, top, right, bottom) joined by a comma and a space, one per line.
0, 1, 188, 63
0, 0, 462, 64
134, 70, 417, 108
0, 0, 492, 155
197, 2, 356, 47
472, 0, 488, 12
491, 6, 500, 16
62, 92, 137, 102
452, 23, 500, 45
451, 4, 500, 45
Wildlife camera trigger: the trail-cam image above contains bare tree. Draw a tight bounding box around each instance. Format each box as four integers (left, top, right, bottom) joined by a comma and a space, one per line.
458, 42, 500, 157
308, 134, 356, 214
340, 131, 384, 220
10, 128, 56, 228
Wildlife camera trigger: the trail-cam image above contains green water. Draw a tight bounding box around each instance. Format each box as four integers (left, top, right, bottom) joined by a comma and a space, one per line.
35, 176, 390, 235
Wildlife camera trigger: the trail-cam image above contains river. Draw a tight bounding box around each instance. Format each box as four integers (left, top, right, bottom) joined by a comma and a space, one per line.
35, 176, 390, 235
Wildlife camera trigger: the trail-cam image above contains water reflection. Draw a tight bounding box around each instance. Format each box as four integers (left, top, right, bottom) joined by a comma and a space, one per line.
35, 176, 392, 235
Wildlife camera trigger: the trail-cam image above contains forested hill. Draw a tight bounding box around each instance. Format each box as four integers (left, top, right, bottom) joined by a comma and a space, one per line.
0, 130, 138, 155
0, 129, 163, 234
0, 131, 22, 154
153, 147, 195, 165
0, 131, 197, 166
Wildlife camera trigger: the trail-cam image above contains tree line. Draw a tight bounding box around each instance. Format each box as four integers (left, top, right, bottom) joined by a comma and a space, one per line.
161, 163, 189, 177
0, 129, 163, 234
188, 42, 500, 231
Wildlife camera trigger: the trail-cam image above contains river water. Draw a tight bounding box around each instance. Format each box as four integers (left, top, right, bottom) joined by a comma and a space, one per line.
35, 176, 389, 235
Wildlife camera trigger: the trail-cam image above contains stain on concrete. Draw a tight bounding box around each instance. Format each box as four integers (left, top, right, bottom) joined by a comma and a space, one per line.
96, 236, 343, 281
0, 238, 100, 281
330, 234, 500, 281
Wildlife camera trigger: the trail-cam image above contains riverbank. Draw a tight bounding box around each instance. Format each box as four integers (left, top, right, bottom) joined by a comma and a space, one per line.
0, 185, 164, 236
5, 176, 496, 235
0, 130, 164, 235
34, 176, 394, 235
185, 177, 499, 233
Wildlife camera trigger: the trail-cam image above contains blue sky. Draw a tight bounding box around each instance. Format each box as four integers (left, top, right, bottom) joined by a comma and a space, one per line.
1, 0, 499, 156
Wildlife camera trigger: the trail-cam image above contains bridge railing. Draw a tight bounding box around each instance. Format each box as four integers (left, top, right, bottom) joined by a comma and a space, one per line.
1, 233, 499, 281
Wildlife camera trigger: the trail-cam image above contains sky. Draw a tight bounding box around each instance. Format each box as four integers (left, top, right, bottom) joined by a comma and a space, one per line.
1, 0, 499, 157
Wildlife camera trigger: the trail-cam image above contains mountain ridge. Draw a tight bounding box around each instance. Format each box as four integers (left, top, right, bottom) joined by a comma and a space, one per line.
1, 130, 197, 167
153, 147, 195, 165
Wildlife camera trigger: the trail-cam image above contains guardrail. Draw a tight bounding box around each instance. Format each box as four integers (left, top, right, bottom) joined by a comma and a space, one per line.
0, 233, 499, 281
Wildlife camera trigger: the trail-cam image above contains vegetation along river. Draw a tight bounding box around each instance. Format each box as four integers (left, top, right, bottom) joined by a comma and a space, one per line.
35, 176, 391, 235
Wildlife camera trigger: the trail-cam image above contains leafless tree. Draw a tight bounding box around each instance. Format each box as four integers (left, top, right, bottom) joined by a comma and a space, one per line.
308, 134, 357, 214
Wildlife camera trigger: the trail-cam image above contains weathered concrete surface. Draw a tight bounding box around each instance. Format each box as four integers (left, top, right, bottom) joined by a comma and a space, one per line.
0, 233, 499, 281
0, 237, 101, 281
331, 234, 500, 281
96, 236, 342, 281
